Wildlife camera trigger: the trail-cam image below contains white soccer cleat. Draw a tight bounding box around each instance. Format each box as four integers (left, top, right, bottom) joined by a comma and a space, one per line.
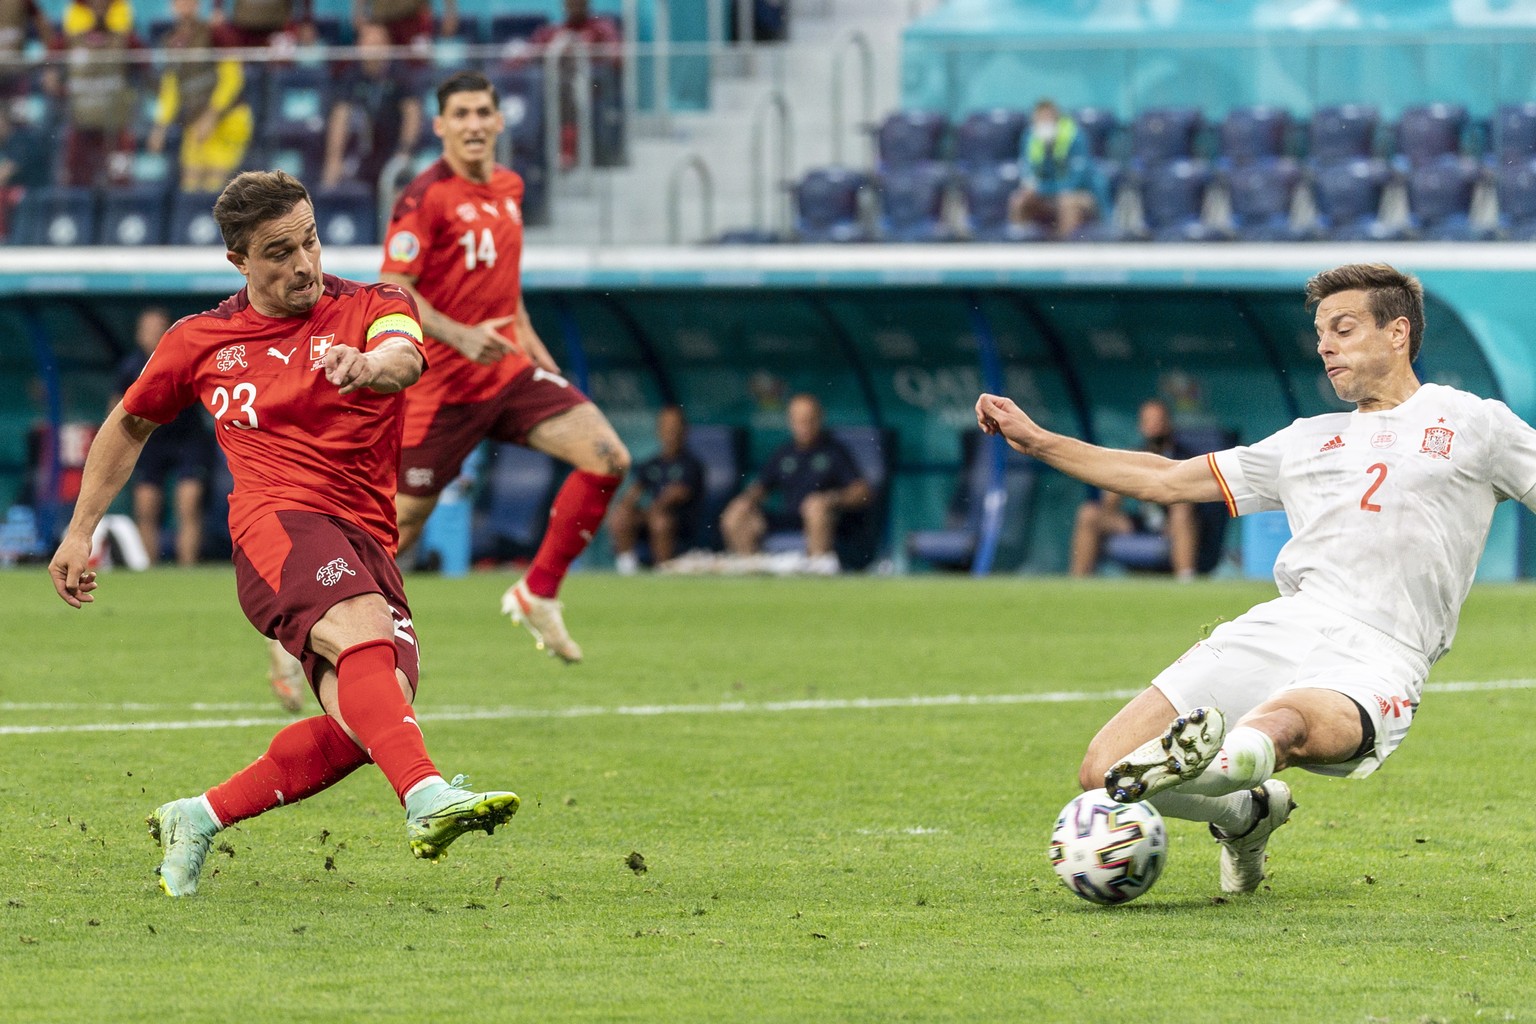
1105, 706, 1226, 802
266, 637, 306, 713
501, 577, 583, 663
1211, 779, 1295, 893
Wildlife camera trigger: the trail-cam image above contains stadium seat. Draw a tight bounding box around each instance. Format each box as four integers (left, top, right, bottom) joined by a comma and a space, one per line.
488, 13, 549, 41
1307, 104, 1379, 162
873, 162, 956, 242
952, 108, 1027, 170
1074, 107, 1119, 159
874, 110, 948, 170
168, 190, 225, 246
792, 167, 871, 243
957, 162, 1047, 242
1104, 426, 1235, 576
1224, 157, 1310, 240
761, 426, 893, 571
472, 444, 558, 561
1129, 107, 1202, 167
1494, 156, 1536, 239
311, 183, 378, 246
1395, 103, 1467, 169
677, 423, 747, 552
99, 183, 171, 246
487, 67, 549, 224
715, 228, 783, 244
906, 432, 1035, 572
1405, 155, 1490, 240
9, 186, 98, 246
262, 65, 330, 150
1134, 158, 1223, 241
1308, 157, 1404, 240
1492, 102, 1536, 166
1220, 106, 1291, 165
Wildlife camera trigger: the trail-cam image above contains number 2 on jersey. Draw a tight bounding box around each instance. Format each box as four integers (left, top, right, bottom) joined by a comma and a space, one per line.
459, 228, 498, 270
1361, 462, 1387, 512
211, 382, 259, 430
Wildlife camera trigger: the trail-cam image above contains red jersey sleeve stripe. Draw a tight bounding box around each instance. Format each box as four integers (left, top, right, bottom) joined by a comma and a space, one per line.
1207, 452, 1237, 517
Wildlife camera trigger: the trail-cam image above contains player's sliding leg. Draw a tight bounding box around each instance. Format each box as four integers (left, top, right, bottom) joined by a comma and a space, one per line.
266, 636, 306, 713
506, 404, 630, 663
1145, 781, 1295, 893
1103, 706, 1227, 802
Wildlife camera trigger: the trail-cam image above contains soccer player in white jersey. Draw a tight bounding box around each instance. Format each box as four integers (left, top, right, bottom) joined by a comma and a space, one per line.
977, 263, 1536, 893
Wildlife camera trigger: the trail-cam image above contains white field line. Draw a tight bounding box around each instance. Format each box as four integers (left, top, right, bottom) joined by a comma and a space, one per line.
1, 678, 1533, 738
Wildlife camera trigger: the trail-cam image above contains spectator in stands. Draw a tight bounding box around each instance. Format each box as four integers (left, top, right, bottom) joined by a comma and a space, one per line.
610, 405, 705, 574
56, 0, 144, 187
0, 0, 57, 97
107, 307, 218, 566
211, 0, 316, 49
1069, 397, 1198, 580
1008, 98, 1102, 240
353, 0, 457, 51
525, 0, 621, 169
146, 0, 254, 192
320, 21, 422, 190
0, 103, 49, 239
720, 393, 869, 575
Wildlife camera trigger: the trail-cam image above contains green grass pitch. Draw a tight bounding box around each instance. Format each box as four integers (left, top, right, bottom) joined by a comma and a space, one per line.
1, 569, 1533, 1023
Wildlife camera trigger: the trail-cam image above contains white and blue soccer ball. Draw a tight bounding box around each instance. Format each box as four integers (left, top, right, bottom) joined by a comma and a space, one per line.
1048, 791, 1168, 906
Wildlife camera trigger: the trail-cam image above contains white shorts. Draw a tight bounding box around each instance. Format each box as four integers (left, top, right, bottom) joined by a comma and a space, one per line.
1149, 593, 1431, 779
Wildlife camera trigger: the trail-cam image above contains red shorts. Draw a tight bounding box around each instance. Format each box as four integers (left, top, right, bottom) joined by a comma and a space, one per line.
400, 364, 590, 497
234, 510, 421, 693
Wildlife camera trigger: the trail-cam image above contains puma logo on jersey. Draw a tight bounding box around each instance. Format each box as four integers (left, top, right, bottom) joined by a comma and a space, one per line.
481, 201, 499, 217
267, 346, 295, 364
1319, 434, 1346, 452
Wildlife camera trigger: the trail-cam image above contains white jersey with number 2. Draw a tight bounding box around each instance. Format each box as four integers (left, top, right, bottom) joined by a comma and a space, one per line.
1208, 382, 1536, 662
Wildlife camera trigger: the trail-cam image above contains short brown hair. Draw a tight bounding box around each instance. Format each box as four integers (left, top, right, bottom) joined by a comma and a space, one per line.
436, 70, 499, 115
212, 170, 312, 254
1304, 262, 1426, 362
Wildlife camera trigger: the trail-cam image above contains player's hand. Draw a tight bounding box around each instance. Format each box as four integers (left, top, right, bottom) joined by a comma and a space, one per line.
49, 536, 98, 608
975, 393, 1041, 454
520, 329, 561, 375
324, 345, 375, 394
459, 316, 518, 365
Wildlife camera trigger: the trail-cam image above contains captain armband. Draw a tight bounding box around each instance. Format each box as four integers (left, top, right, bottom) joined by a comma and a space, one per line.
366, 312, 423, 350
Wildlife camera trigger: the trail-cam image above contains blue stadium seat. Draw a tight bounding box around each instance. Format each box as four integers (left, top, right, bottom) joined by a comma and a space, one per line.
1494, 156, 1536, 239
1492, 102, 1536, 166
168, 190, 225, 246
1406, 155, 1489, 240
472, 444, 557, 561
875, 110, 948, 170
1308, 157, 1403, 241
263, 64, 330, 148
678, 423, 746, 552
9, 187, 99, 246
1104, 427, 1235, 576
1129, 107, 1202, 167
1136, 158, 1222, 241
906, 432, 1035, 572
488, 13, 549, 41
874, 162, 955, 242
1225, 157, 1309, 240
1074, 107, 1119, 159
99, 183, 171, 246
762, 426, 894, 571
952, 108, 1027, 170
792, 167, 870, 243
1395, 103, 1468, 169
312, 183, 378, 246
1220, 106, 1291, 166
1307, 104, 1379, 162
957, 162, 1047, 242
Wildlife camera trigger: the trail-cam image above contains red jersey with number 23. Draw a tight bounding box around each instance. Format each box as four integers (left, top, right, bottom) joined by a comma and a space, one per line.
122, 275, 424, 553
381, 159, 529, 431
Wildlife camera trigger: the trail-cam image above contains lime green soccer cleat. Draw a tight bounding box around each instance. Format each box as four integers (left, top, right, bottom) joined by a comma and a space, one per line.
147, 798, 218, 897
406, 775, 520, 862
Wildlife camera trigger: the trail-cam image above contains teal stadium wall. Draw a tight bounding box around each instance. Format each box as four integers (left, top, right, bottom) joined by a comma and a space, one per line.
4, 246, 1536, 578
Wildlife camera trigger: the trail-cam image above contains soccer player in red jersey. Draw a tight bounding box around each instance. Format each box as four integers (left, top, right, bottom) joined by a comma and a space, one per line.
380, 69, 630, 664
48, 170, 519, 897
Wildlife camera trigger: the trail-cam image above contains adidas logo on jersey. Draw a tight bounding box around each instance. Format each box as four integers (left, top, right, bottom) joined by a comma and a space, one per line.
1319, 434, 1346, 452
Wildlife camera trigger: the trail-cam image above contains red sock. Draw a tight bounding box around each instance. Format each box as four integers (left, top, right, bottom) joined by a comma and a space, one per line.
525, 470, 622, 598
334, 639, 439, 805
205, 714, 368, 826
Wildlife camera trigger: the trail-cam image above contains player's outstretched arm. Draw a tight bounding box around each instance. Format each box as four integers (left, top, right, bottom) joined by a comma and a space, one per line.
49, 404, 158, 607
325, 338, 424, 395
976, 392, 1221, 505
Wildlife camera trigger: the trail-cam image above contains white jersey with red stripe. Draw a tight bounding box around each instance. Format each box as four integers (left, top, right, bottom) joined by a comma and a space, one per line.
1207, 382, 1536, 662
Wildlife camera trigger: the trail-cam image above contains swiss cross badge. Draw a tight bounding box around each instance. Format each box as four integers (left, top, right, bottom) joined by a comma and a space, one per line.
1420, 425, 1454, 459
309, 333, 336, 369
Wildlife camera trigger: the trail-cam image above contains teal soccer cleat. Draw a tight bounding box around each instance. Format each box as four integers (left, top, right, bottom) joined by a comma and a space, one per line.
147, 798, 218, 897
406, 775, 520, 862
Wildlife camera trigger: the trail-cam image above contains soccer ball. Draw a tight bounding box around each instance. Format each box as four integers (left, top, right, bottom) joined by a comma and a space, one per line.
1048, 792, 1168, 906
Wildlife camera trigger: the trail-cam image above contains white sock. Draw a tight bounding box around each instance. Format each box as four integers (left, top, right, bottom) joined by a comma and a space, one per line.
403, 775, 447, 802
1176, 726, 1276, 797
1149, 788, 1255, 835
197, 794, 225, 832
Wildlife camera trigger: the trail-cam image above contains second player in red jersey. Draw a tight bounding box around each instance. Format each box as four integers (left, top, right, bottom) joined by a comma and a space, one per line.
380, 69, 630, 664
